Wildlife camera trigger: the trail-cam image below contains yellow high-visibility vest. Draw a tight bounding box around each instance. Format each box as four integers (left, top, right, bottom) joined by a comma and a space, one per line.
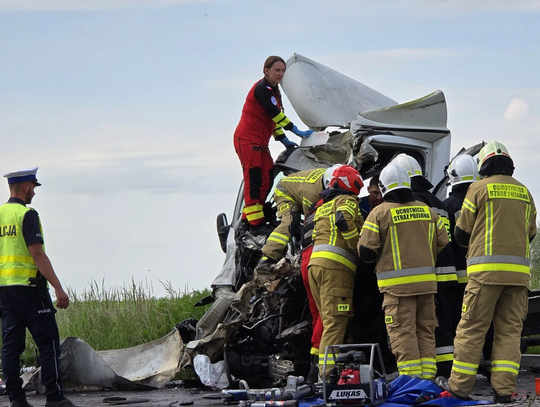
0, 203, 41, 286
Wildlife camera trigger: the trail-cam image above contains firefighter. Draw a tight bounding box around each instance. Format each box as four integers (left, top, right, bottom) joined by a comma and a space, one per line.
358, 163, 449, 380
233, 56, 312, 231
391, 153, 457, 378
352, 175, 392, 370
442, 154, 496, 374
444, 141, 536, 403
307, 165, 364, 377
255, 164, 343, 381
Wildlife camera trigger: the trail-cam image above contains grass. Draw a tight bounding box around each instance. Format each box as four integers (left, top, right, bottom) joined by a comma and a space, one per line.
16, 278, 211, 367
5, 271, 540, 369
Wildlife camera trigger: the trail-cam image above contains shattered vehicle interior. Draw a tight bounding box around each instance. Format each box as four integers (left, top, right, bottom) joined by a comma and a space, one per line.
176, 53, 540, 389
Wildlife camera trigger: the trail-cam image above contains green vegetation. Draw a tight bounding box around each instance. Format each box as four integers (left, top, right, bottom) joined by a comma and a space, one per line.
15, 279, 211, 367
6, 226, 540, 368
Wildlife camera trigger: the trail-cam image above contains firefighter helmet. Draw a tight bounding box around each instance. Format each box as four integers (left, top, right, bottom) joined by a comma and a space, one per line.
378, 163, 411, 197
447, 154, 480, 186
477, 141, 512, 172
391, 153, 423, 178
323, 164, 344, 189
330, 165, 364, 195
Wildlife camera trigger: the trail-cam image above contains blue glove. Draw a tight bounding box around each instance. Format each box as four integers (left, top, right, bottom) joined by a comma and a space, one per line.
291, 125, 313, 138
280, 137, 298, 149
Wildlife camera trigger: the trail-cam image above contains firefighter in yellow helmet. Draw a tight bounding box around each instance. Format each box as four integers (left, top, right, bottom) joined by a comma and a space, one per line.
441, 141, 537, 403
308, 165, 364, 377
358, 163, 450, 380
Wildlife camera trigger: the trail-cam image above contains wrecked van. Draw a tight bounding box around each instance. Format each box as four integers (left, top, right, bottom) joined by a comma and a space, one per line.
180, 54, 540, 388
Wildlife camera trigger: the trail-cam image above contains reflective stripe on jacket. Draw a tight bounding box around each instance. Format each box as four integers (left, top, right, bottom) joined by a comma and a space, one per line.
457, 174, 537, 286
0, 203, 40, 286
274, 168, 326, 215
309, 194, 362, 272
358, 201, 449, 296
233, 79, 291, 146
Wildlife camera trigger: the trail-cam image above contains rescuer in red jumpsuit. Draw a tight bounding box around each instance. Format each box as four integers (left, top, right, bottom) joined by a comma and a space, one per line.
233, 56, 312, 231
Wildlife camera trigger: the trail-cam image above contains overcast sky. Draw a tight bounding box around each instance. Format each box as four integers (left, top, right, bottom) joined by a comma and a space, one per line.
1, 0, 538, 298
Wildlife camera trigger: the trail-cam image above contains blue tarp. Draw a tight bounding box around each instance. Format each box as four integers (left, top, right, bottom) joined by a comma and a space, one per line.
384, 375, 491, 407
301, 375, 492, 406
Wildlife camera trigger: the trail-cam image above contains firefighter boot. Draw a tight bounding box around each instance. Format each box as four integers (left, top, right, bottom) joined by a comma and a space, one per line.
493, 389, 512, 404
435, 376, 472, 401
305, 354, 320, 384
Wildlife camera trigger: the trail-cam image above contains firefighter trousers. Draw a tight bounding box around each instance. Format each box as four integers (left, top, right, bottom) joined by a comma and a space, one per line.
435, 285, 458, 378
449, 280, 528, 398
262, 196, 298, 261
383, 293, 437, 379
234, 137, 273, 226
308, 263, 354, 376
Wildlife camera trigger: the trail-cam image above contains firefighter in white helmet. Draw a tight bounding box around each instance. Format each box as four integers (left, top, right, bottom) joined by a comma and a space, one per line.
441, 141, 537, 403
442, 154, 497, 374
358, 163, 449, 379
391, 153, 457, 378
308, 165, 364, 377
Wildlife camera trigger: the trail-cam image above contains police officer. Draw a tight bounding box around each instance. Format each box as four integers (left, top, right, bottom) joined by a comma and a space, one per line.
308, 165, 364, 377
391, 153, 457, 377
358, 163, 449, 379
444, 142, 536, 403
0, 167, 79, 407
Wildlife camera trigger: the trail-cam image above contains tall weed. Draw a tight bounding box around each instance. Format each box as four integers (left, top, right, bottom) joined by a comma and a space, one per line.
14, 279, 211, 367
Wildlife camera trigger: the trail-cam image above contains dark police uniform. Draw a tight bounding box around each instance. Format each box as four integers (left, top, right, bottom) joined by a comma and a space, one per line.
0, 197, 65, 403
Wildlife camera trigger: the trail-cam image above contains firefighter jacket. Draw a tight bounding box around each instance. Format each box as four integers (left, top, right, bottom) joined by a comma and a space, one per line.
443, 186, 470, 284
456, 174, 537, 286
359, 200, 449, 297
264, 168, 326, 258
275, 168, 326, 215
309, 193, 363, 273
0, 203, 41, 286
233, 78, 294, 146
413, 190, 458, 286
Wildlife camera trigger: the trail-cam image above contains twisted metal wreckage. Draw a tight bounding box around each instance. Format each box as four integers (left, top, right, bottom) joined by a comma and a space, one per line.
26, 54, 539, 392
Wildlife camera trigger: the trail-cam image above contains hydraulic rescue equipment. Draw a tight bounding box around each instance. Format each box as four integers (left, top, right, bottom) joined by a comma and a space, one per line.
322, 344, 387, 406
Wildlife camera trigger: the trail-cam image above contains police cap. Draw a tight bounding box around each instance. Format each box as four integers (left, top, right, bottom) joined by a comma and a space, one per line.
3, 166, 41, 186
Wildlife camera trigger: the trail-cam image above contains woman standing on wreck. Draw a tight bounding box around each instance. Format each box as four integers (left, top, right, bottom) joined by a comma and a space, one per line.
233, 55, 312, 233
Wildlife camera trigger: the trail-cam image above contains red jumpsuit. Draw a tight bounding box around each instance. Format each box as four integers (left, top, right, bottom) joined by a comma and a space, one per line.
233, 78, 294, 226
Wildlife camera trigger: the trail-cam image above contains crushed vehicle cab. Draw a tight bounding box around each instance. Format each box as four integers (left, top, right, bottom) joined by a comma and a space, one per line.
177, 54, 540, 389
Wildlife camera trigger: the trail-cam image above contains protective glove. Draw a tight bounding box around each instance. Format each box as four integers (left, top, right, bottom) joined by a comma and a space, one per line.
291, 125, 313, 138
280, 137, 298, 149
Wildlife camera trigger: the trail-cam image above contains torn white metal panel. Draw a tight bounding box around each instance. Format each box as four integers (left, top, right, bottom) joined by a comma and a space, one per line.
281, 53, 398, 129
352, 90, 449, 135
351, 90, 451, 200
60, 329, 183, 390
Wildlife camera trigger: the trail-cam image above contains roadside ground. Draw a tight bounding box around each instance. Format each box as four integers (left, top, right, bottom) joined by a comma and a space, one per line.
0, 360, 539, 407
